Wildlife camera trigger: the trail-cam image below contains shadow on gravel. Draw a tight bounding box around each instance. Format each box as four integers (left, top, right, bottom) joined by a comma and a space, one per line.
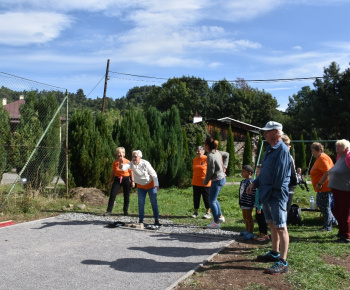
128, 246, 221, 257
31, 220, 107, 229
150, 233, 231, 243
82, 258, 199, 273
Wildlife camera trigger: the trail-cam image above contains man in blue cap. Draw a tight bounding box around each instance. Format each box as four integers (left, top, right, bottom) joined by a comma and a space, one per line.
247, 121, 291, 275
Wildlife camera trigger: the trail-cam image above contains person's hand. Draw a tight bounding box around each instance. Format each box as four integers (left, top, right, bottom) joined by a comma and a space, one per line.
257, 209, 261, 214
156, 186, 160, 191
223, 167, 226, 173
131, 181, 135, 188
246, 183, 255, 194
118, 157, 124, 169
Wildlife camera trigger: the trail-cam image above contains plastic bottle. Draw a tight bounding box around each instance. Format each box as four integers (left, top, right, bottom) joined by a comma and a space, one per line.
309, 196, 314, 210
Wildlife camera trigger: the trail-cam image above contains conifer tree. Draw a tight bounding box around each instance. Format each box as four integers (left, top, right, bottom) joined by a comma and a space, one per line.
68, 108, 104, 187
243, 132, 252, 166
225, 125, 235, 176
145, 106, 164, 173
289, 134, 295, 160
17, 92, 60, 191
160, 106, 184, 185
95, 112, 115, 189
0, 106, 11, 178
214, 128, 222, 150
255, 134, 265, 166
299, 134, 307, 169
118, 107, 151, 159
196, 132, 202, 147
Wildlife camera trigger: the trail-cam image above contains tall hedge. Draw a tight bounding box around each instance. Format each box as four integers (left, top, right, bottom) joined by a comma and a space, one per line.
225, 125, 235, 176
243, 132, 252, 167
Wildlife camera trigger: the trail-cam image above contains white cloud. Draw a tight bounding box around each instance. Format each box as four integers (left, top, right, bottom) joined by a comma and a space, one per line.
292, 46, 303, 50
0, 12, 71, 45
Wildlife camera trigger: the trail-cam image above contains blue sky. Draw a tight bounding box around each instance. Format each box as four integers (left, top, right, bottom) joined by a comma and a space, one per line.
1, 0, 350, 111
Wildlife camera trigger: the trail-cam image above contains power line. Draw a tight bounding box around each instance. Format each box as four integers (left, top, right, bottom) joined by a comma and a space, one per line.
109, 71, 327, 84
86, 75, 105, 97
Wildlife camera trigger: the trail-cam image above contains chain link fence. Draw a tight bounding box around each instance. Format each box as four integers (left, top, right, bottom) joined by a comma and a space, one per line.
0, 72, 68, 210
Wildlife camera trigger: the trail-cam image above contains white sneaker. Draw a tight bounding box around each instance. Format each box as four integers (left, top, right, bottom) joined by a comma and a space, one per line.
191, 212, 198, 218
203, 213, 212, 219
206, 222, 221, 229
218, 216, 225, 223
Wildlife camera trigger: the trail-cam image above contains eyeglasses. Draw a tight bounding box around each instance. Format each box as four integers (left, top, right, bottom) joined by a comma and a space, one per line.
132, 156, 139, 158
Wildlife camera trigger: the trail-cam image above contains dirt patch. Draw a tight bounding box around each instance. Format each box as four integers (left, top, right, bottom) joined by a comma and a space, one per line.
175, 239, 292, 290
323, 253, 350, 275
175, 239, 350, 290
69, 187, 108, 206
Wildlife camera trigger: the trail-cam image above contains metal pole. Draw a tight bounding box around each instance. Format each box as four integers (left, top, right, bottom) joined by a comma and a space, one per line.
65, 89, 69, 198
101, 59, 110, 114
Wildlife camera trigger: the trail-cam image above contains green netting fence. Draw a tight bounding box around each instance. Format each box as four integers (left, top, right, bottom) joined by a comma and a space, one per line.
0, 72, 69, 210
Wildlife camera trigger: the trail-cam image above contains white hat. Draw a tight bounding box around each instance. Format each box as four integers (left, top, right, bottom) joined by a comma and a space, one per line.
261, 121, 282, 131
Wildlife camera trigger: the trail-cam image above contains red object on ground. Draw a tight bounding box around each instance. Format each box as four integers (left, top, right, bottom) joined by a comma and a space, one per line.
0, 220, 15, 228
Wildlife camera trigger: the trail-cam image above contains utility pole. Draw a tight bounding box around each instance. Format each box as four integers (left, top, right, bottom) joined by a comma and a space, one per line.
101, 59, 110, 114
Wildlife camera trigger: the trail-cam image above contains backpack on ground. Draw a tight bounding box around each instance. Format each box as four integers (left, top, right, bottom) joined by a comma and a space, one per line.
287, 204, 302, 226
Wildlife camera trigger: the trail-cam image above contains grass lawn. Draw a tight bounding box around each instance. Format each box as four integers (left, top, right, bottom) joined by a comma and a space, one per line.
1, 174, 349, 289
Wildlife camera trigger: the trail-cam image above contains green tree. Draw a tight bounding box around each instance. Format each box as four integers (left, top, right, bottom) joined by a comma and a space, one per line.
243, 132, 252, 167
68, 108, 105, 188
118, 107, 151, 159
95, 112, 115, 189
214, 128, 222, 150
0, 106, 11, 178
21, 92, 61, 191
225, 126, 235, 176
298, 134, 307, 170
255, 134, 265, 166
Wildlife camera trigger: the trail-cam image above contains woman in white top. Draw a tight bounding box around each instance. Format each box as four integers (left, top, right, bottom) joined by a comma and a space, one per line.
120, 150, 160, 225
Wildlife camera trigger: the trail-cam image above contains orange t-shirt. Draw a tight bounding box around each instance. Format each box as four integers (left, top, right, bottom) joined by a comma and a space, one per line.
112, 158, 132, 177
137, 180, 155, 190
310, 153, 334, 192
192, 156, 211, 187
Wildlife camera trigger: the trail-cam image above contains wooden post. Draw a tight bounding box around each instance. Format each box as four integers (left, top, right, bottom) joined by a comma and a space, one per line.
101, 59, 110, 114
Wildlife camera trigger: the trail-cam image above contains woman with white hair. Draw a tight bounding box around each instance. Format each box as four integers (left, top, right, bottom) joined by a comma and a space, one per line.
105, 147, 133, 216
326, 139, 350, 243
120, 150, 160, 225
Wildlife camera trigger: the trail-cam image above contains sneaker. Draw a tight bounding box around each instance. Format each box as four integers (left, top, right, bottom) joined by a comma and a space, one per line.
244, 232, 256, 240
257, 234, 270, 242
253, 232, 263, 240
264, 260, 289, 275
319, 227, 331, 232
203, 213, 212, 219
206, 222, 221, 229
104, 211, 111, 216
218, 216, 225, 223
240, 230, 249, 236
191, 212, 199, 218
154, 219, 161, 226
257, 251, 280, 262
335, 237, 350, 243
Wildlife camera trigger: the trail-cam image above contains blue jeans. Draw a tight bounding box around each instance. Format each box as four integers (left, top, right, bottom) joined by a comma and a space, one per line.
316, 191, 337, 231
209, 178, 226, 222
137, 187, 159, 222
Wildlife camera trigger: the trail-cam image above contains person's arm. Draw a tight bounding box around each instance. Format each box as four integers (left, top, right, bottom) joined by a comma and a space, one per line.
315, 171, 329, 190
144, 160, 159, 188
220, 151, 229, 171
108, 170, 115, 188
203, 155, 214, 185
130, 170, 135, 188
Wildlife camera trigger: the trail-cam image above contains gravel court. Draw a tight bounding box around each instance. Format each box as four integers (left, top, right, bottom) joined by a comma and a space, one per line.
0, 216, 233, 290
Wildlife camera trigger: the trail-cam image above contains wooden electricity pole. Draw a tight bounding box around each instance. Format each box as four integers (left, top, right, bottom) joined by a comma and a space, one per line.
101, 59, 110, 114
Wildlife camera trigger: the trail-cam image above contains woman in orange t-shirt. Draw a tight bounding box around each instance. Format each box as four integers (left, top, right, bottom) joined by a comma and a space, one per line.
105, 147, 134, 216
191, 146, 211, 219
310, 142, 337, 231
